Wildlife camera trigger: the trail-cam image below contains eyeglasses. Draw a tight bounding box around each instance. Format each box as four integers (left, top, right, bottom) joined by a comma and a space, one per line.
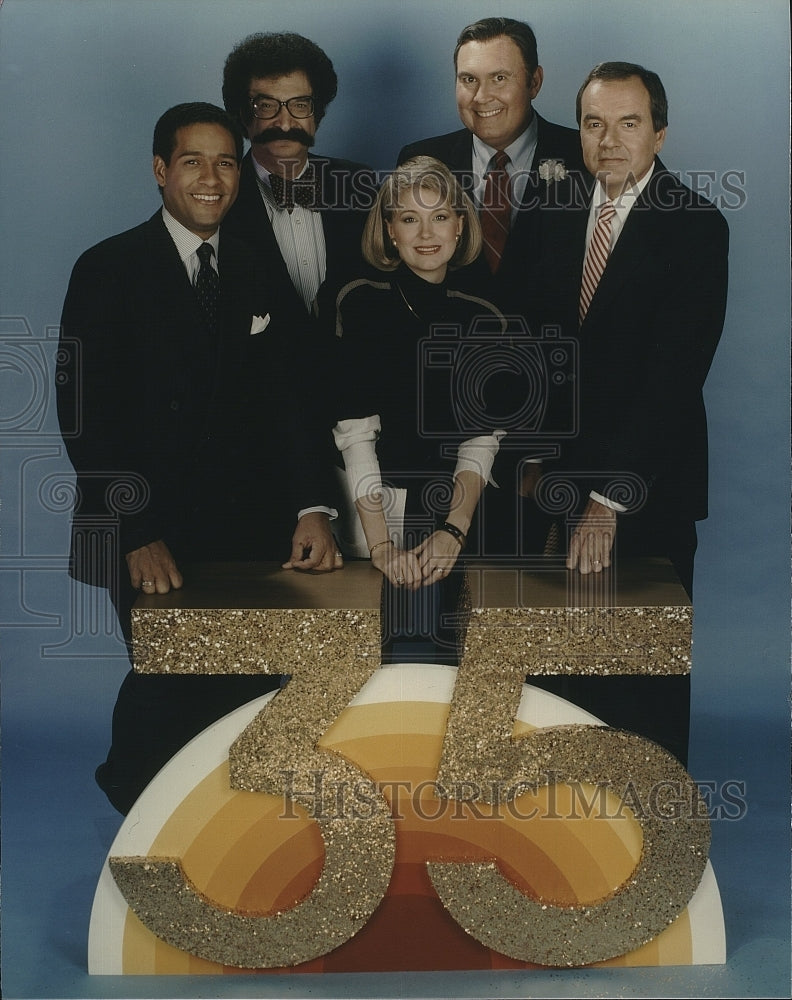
249, 95, 315, 120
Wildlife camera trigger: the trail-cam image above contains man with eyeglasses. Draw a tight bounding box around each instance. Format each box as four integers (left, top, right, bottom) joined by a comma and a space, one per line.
222, 32, 374, 315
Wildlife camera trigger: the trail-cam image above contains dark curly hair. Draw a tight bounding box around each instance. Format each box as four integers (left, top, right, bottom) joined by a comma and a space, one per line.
222, 32, 338, 129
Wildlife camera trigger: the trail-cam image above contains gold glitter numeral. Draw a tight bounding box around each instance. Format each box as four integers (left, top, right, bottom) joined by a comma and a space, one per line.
110, 650, 395, 968
427, 659, 711, 966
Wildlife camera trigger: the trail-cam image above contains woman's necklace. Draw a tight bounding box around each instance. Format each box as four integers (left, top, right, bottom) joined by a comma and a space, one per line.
395, 281, 423, 322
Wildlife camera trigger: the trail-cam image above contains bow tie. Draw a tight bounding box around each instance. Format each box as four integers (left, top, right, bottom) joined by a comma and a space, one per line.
269, 170, 322, 211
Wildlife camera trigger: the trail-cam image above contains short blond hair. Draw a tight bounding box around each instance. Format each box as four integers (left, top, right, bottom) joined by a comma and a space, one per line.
362, 155, 482, 272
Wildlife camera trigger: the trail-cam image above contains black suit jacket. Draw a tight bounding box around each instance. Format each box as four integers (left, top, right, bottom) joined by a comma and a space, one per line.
57, 212, 334, 585
222, 151, 377, 314
533, 161, 729, 527
398, 113, 585, 312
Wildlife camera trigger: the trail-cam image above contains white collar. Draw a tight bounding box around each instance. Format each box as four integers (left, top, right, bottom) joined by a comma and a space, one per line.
161, 207, 220, 266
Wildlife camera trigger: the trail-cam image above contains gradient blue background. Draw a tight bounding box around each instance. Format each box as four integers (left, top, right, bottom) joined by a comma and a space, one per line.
1, 1, 789, 997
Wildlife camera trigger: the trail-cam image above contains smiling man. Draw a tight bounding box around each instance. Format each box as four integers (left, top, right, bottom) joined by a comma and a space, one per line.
526, 63, 729, 764
398, 16, 584, 311
57, 103, 341, 813
398, 17, 585, 564
221, 32, 375, 315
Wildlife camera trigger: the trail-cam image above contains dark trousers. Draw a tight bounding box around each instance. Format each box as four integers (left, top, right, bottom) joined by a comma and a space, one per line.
380, 567, 466, 667
533, 517, 696, 765
95, 575, 281, 815
485, 498, 697, 765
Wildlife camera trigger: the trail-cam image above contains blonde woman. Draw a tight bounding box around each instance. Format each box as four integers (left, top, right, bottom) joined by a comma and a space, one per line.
332, 156, 506, 665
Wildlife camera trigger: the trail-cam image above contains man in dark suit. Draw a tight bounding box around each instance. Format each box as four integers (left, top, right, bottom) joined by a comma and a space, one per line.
398, 16, 584, 313
57, 103, 341, 813
397, 17, 584, 556
221, 31, 375, 315
528, 63, 729, 763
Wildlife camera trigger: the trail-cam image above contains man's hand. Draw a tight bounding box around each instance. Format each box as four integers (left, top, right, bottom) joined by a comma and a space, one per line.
126, 540, 183, 594
283, 511, 343, 572
566, 498, 617, 574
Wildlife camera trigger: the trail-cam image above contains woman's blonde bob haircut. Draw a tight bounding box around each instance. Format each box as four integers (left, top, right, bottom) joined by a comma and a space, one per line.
362, 155, 483, 272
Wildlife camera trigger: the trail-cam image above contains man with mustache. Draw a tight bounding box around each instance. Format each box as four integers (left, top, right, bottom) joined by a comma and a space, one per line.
221, 32, 374, 314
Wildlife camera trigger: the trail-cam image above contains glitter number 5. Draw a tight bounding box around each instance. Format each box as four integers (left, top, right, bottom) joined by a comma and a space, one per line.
427, 659, 711, 966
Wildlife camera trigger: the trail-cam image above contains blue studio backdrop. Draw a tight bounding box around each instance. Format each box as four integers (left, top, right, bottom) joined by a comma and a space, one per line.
1, 1, 789, 998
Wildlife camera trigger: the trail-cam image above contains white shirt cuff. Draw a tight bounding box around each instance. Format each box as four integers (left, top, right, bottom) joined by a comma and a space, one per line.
297, 506, 338, 521
454, 432, 506, 486
589, 490, 627, 513
333, 415, 383, 502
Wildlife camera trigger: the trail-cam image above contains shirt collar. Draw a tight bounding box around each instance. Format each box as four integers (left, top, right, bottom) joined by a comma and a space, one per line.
161, 207, 220, 266
471, 112, 538, 174
593, 161, 655, 216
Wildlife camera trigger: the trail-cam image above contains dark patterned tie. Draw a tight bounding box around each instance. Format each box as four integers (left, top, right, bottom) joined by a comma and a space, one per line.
195, 242, 219, 334
480, 150, 512, 274
269, 168, 322, 211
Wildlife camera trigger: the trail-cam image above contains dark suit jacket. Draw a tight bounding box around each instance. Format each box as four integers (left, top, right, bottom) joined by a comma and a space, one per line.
533, 161, 729, 529
222, 151, 377, 314
398, 113, 585, 312
57, 211, 334, 586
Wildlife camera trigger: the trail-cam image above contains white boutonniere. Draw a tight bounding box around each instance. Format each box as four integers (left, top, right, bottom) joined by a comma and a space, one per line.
249, 314, 271, 335
539, 159, 568, 184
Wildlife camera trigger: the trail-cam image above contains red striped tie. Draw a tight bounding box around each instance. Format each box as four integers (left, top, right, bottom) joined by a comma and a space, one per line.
480, 150, 512, 274
579, 199, 615, 324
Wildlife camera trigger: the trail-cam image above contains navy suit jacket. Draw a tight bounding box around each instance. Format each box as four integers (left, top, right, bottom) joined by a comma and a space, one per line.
398, 113, 585, 312
57, 212, 334, 585
222, 151, 377, 314
533, 161, 729, 526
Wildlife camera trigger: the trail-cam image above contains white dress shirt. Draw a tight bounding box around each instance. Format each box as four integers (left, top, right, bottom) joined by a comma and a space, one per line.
161, 207, 219, 280
251, 157, 326, 311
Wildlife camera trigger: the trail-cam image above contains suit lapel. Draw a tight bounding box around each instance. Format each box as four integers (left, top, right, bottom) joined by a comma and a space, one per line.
583, 167, 666, 324
447, 131, 475, 191
238, 154, 286, 260
141, 214, 204, 350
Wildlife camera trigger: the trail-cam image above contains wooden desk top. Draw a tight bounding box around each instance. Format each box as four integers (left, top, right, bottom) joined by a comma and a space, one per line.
133, 557, 689, 612
132, 558, 691, 677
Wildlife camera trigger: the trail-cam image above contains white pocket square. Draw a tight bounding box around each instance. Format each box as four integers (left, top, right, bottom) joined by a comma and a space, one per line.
250, 314, 271, 335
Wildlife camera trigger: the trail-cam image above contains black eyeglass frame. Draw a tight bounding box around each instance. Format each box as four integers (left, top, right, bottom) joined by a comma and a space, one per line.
249, 95, 315, 120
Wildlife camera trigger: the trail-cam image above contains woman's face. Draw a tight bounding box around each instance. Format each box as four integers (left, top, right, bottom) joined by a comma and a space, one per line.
386, 185, 464, 283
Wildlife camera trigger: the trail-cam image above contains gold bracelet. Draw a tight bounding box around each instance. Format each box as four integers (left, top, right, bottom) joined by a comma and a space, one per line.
369, 539, 394, 556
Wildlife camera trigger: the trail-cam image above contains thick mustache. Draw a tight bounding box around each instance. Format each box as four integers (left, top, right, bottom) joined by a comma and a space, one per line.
251, 127, 315, 147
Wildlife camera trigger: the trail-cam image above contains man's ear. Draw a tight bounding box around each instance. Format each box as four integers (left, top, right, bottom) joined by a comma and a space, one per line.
654, 127, 667, 154
528, 65, 544, 101
152, 155, 167, 189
